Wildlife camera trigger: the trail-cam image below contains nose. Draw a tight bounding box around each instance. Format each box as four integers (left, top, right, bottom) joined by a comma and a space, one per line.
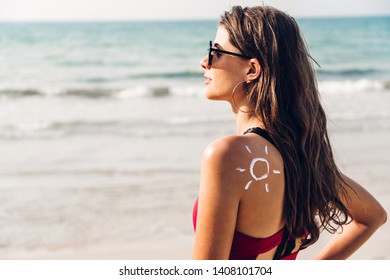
200, 55, 210, 70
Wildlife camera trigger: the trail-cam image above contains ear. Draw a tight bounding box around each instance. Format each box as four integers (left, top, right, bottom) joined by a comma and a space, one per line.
245, 58, 261, 83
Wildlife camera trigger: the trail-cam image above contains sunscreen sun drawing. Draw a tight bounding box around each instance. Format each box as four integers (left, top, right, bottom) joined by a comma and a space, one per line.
236, 145, 281, 192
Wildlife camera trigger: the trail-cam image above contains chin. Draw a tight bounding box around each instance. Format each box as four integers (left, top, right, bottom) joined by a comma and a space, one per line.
203, 84, 230, 100
205, 92, 221, 100
205, 90, 228, 101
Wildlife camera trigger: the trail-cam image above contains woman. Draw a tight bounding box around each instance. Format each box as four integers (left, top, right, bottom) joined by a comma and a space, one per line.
192, 5, 386, 260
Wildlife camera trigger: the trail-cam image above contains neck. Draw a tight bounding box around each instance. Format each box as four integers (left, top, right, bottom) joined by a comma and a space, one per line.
233, 108, 264, 135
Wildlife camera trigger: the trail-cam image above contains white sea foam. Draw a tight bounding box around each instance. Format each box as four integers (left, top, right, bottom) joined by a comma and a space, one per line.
1, 79, 388, 100
319, 79, 387, 95
115, 86, 153, 98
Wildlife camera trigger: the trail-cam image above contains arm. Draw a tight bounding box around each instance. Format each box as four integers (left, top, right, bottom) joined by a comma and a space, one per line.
314, 174, 387, 259
192, 137, 242, 259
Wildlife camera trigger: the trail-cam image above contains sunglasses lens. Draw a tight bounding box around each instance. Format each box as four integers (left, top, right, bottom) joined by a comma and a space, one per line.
208, 41, 213, 67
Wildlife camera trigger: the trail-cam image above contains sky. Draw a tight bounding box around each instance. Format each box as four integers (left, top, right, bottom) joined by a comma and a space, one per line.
0, 0, 389, 21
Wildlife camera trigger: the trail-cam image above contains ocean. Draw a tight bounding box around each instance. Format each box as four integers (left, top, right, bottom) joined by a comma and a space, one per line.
0, 17, 389, 257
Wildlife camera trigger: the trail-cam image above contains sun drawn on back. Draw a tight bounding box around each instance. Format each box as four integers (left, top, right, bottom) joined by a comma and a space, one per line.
236, 145, 281, 192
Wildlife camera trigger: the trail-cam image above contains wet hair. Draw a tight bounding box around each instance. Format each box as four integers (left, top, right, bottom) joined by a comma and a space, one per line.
220, 6, 352, 248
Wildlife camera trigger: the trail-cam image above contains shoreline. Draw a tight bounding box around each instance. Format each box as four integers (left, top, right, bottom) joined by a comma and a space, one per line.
1, 122, 389, 260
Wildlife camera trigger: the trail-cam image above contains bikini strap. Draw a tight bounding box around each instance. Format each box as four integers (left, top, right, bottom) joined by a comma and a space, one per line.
273, 227, 296, 260
273, 228, 289, 260
243, 127, 275, 146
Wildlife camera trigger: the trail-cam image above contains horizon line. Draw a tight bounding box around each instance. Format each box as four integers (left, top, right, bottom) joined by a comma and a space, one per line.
1, 13, 389, 23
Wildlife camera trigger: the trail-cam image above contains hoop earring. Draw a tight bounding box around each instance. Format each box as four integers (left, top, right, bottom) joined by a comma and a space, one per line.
231, 80, 251, 113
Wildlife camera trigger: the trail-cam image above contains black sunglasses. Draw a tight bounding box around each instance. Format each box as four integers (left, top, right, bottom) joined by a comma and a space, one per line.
208, 40, 251, 67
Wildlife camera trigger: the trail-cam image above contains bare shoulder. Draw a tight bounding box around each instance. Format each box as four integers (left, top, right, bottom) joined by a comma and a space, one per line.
203, 134, 282, 164
201, 135, 251, 169
202, 133, 285, 192
200, 136, 247, 189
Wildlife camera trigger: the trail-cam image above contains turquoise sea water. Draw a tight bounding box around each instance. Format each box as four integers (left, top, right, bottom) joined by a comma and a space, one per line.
1, 17, 389, 97
0, 17, 389, 256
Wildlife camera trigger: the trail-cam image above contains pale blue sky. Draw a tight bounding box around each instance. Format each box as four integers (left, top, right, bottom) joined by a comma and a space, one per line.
0, 0, 389, 21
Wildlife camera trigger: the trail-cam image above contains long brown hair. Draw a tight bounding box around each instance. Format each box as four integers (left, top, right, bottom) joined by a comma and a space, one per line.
220, 6, 352, 248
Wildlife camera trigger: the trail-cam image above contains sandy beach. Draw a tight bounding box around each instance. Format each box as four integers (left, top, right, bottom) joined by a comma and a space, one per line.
1, 119, 388, 260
